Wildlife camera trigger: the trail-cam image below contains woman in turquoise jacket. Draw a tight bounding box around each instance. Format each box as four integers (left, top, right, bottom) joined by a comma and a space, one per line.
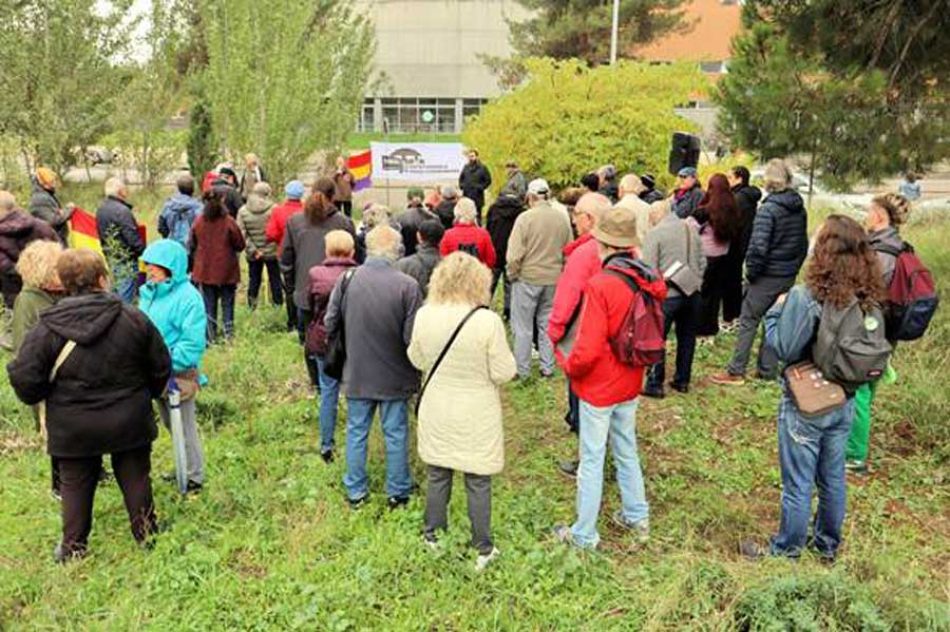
140, 239, 208, 493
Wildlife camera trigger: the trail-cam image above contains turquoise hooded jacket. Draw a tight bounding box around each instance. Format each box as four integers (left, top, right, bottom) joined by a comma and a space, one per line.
140, 240, 207, 373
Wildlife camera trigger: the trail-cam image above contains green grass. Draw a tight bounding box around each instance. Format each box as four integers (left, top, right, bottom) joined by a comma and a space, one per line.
0, 188, 947, 629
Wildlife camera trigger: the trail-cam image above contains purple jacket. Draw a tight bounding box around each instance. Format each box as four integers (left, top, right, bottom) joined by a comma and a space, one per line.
306, 257, 357, 354
0, 210, 57, 273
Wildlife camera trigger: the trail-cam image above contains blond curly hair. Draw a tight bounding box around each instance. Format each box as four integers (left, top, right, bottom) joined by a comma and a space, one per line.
16, 240, 63, 289
427, 252, 491, 307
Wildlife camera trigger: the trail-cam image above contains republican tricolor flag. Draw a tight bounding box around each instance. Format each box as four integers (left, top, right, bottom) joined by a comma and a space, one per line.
347, 150, 371, 191
68, 207, 148, 275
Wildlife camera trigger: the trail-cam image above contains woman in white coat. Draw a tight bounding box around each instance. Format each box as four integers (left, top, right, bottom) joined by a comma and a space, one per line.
408, 252, 516, 571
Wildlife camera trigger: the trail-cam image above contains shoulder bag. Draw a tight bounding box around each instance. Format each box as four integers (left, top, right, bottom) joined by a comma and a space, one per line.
414, 306, 487, 417
783, 360, 847, 418
323, 269, 356, 380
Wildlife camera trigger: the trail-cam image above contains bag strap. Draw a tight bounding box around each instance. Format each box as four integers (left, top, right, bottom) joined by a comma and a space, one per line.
336, 268, 356, 341
415, 306, 487, 417
39, 340, 77, 439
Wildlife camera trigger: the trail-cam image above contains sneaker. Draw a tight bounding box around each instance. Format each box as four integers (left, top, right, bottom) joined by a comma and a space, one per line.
557, 459, 578, 479
387, 495, 410, 510
50, 488, 62, 502
610, 511, 649, 544
669, 383, 689, 394
845, 460, 868, 475
347, 495, 369, 510
185, 481, 203, 494
710, 372, 745, 386
53, 543, 86, 564
738, 538, 768, 560
474, 547, 500, 572
422, 533, 440, 551
640, 387, 665, 399
320, 449, 334, 464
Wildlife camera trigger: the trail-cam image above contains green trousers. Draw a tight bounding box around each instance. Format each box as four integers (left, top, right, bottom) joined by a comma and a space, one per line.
846, 381, 878, 462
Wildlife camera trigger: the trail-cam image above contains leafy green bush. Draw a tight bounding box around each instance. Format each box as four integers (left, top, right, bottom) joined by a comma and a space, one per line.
462, 58, 708, 192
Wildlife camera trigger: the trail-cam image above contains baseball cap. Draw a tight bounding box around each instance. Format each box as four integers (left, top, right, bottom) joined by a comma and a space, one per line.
527, 178, 550, 196
677, 167, 698, 178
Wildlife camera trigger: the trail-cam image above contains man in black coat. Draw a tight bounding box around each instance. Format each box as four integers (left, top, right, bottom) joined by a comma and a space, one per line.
712, 159, 807, 385
458, 150, 492, 224
214, 167, 244, 217
96, 178, 144, 304
485, 193, 525, 320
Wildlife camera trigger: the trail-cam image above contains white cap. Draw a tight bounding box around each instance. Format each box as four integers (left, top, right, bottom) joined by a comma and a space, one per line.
527, 178, 550, 196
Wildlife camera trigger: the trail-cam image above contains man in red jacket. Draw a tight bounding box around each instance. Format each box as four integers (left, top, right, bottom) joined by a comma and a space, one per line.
553, 205, 667, 550
548, 192, 611, 476
265, 180, 305, 331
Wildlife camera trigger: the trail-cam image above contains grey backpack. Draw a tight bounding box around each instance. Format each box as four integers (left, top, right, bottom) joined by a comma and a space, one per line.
813, 298, 892, 394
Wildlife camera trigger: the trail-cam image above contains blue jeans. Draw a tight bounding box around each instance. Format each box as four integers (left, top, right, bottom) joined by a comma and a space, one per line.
771, 391, 855, 559
315, 356, 340, 453
571, 398, 648, 548
343, 399, 413, 501
647, 293, 701, 391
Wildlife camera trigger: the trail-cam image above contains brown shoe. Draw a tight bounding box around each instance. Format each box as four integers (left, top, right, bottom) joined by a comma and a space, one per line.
710, 372, 746, 386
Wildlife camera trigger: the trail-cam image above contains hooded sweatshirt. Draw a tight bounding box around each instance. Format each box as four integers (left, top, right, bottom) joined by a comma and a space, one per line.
237, 194, 277, 260
158, 192, 203, 249
745, 189, 808, 282
140, 240, 208, 373
6, 292, 171, 457
561, 253, 667, 406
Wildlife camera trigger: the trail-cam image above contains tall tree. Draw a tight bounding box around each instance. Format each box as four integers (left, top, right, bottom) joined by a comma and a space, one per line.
717, 2, 949, 189
509, 0, 686, 66
202, 0, 374, 184
0, 0, 134, 174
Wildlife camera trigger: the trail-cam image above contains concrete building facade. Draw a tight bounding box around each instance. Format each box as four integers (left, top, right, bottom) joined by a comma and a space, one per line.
360, 0, 529, 134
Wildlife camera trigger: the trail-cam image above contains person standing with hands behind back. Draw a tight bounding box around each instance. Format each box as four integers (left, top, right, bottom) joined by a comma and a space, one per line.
190, 191, 246, 343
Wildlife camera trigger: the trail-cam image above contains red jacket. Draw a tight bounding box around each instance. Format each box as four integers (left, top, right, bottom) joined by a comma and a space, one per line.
548, 234, 600, 347
439, 224, 496, 269
265, 199, 303, 254
190, 215, 246, 285
562, 256, 667, 407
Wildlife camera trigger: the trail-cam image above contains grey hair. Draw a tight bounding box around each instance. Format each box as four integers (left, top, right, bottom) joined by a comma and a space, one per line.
366, 225, 403, 261
362, 203, 392, 230
441, 185, 459, 199
763, 158, 793, 193
252, 181, 272, 197
453, 198, 478, 224
104, 177, 127, 198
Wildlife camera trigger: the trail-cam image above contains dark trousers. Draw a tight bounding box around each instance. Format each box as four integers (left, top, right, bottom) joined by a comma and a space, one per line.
565, 384, 580, 433
424, 465, 493, 554
201, 284, 236, 342
283, 281, 298, 331
647, 293, 701, 391
726, 275, 795, 378
698, 255, 728, 336
247, 258, 283, 308
59, 445, 156, 556
337, 200, 353, 217
296, 308, 320, 388
722, 246, 745, 323
490, 268, 512, 319
1, 270, 22, 309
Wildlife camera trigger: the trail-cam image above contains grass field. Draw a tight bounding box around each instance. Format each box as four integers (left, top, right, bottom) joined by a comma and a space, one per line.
0, 185, 947, 630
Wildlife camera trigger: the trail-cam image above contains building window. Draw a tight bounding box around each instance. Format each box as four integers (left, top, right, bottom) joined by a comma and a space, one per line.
367, 97, 486, 134
699, 61, 725, 73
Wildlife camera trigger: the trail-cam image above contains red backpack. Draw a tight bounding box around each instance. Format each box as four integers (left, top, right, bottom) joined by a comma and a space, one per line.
605, 267, 666, 367
877, 242, 939, 341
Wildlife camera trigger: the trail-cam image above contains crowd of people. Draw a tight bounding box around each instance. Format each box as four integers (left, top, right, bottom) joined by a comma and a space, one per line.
0, 150, 935, 570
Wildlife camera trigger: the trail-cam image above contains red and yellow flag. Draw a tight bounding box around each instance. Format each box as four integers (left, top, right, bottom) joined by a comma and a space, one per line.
68, 207, 147, 273
348, 150, 372, 191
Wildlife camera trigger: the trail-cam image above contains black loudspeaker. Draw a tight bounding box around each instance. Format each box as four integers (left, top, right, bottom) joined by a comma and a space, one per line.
668, 132, 701, 175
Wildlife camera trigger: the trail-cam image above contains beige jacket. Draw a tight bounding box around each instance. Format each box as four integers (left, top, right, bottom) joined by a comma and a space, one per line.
409, 303, 516, 475
616, 194, 653, 245
505, 201, 573, 286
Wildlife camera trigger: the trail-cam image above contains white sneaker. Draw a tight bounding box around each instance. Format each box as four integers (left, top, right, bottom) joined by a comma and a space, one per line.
474, 547, 499, 571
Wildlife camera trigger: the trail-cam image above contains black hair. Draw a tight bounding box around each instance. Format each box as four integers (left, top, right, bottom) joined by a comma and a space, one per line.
730, 165, 751, 188
581, 173, 600, 192
202, 191, 227, 220
418, 219, 445, 247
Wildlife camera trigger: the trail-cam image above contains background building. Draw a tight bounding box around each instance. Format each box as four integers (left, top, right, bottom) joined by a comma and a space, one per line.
359, 0, 529, 134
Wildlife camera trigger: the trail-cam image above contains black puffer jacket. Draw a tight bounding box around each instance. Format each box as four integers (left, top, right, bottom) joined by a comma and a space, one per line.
732, 184, 763, 255
7, 292, 171, 458
745, 189, 808, 282
486, 195, 525, 271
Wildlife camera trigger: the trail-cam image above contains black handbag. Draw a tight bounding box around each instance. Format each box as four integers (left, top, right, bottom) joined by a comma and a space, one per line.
414, 306, 486, 417
323, 269, 356, 380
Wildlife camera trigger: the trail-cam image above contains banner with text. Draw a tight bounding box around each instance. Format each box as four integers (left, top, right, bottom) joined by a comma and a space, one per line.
370, 142, 465, 182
